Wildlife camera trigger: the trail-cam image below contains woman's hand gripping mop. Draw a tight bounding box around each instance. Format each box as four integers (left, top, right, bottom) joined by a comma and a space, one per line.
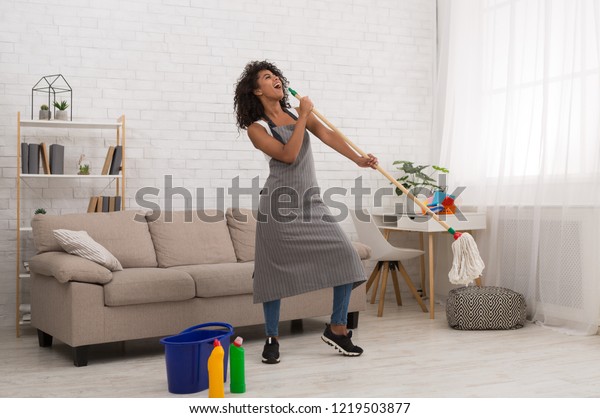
288, 87, 485, 285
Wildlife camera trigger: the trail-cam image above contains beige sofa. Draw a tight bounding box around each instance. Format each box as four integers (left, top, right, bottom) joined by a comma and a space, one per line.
29, 209, 369, 366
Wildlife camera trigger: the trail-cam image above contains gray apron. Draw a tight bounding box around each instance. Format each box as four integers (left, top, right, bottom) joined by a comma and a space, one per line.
253, 110, 366, 303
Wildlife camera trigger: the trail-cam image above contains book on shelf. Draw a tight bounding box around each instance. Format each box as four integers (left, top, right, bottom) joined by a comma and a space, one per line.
101, 146, 115, 175
40, 142, 50, 174
87, 195, 122, 212
21, 142, 29, 174
114, 195, 122, 211
49, 144, 64, 174
28, 143, 40, 174
107, 196, 123, 211
102, 196, 110, 212
109, 145, 123, 175
87, 196, 99, 213
95, 196, 103, 212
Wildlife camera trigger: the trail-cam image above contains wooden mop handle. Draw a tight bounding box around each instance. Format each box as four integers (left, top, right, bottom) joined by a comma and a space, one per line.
289, 88, 456, 236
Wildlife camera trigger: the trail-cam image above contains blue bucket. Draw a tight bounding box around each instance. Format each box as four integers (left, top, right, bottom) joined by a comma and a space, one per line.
160, 322, 233, 394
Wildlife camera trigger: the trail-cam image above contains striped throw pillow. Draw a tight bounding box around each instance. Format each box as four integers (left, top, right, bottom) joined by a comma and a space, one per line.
53, 229, 123, 272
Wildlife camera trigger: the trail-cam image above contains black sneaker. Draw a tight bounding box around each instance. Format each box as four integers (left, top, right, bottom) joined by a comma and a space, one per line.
321, 324, 363, 356
262, 337, 280, 364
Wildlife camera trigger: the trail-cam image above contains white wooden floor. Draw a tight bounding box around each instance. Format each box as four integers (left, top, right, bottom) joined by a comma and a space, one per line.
1, 295, 600, 398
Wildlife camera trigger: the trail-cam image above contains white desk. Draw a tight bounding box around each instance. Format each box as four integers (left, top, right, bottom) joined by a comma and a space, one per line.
370, 210, 486, 319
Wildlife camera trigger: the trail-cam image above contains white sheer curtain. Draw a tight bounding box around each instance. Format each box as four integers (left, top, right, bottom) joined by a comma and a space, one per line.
436, 0, 600, 335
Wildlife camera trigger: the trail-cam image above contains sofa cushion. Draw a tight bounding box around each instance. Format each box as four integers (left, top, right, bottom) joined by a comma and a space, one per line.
29, 251, 113, 284
146, 210, 237, 268
172, 262, 254, 298
53, 229, 123, 271
225, 208, 257, 262
104, 268, 195, 307
31, 211, 158, 268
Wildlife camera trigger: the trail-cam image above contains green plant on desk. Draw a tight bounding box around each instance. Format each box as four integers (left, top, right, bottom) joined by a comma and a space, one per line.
392, 160, 449, 197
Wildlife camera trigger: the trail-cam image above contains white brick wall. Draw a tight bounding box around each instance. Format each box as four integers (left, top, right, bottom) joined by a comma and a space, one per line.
0, 0, 435, 327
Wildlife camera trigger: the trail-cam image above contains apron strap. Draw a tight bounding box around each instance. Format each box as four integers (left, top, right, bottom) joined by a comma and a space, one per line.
263, 107, 299, 144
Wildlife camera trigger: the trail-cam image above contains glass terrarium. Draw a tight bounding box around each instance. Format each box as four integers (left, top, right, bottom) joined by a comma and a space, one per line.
31, 74, 72, 121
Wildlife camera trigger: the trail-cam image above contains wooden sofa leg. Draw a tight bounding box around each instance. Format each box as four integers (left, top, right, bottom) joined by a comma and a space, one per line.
347, 311, 359, 329
37, 329, 53, 347
74, 346, 89, 367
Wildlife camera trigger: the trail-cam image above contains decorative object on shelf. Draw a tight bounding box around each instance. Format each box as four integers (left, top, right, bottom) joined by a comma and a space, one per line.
34, 208, 47, 215
53, 100, 70, 121
77, 154, 90, 175
39, 104, 51, 120
31, 74, 72, 121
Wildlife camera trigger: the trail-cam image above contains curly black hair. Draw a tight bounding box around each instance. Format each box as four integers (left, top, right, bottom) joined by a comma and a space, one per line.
234, 60, 290, 130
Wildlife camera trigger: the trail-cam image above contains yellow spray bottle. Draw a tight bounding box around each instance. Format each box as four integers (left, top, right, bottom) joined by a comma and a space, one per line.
208, 339, 225, 398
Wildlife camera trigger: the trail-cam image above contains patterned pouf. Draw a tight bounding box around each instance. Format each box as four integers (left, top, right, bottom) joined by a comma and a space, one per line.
446, 286, 527, 330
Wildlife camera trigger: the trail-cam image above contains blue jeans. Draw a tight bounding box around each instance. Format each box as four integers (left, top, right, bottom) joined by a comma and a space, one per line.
263, 283, 353, 337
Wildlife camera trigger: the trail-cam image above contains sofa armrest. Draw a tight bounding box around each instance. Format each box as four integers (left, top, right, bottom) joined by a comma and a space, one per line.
352, 241, 371, 260
29, 252, 113, 284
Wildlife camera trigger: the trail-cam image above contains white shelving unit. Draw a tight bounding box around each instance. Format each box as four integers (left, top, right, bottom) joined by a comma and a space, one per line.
15, 112, 126, 337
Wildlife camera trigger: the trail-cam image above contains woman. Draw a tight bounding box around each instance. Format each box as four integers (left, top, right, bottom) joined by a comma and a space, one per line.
234, 60, 378, 364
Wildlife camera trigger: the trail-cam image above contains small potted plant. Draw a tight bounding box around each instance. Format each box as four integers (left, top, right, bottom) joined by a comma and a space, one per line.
34, 208, 47, 215
390, 161, 450, 214
39, 104, 51, 120
77, 154, 90, 175
53, 100, 69, 121
393, 161, 449, 196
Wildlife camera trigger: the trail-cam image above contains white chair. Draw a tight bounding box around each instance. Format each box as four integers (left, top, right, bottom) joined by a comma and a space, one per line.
351, 209, 428, 317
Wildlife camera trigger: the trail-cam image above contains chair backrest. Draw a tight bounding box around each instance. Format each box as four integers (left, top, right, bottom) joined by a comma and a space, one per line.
350, 209, 398, 260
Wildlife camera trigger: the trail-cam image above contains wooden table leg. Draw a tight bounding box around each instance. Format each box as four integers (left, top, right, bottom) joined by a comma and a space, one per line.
428, 232, 435, 319
419, 232, 427, 297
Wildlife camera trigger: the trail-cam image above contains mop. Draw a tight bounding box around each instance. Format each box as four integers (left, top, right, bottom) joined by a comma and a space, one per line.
288, 88, 485, 285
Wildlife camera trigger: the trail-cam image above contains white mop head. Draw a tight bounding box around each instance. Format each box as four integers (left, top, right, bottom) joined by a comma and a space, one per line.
448, 233, 485, 285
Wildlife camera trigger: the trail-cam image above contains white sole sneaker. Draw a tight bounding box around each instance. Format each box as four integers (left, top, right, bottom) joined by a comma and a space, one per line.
321, 334, 363, 356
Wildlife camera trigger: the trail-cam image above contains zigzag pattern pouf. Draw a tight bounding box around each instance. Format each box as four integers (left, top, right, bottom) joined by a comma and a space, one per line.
446, 286, 527, 330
